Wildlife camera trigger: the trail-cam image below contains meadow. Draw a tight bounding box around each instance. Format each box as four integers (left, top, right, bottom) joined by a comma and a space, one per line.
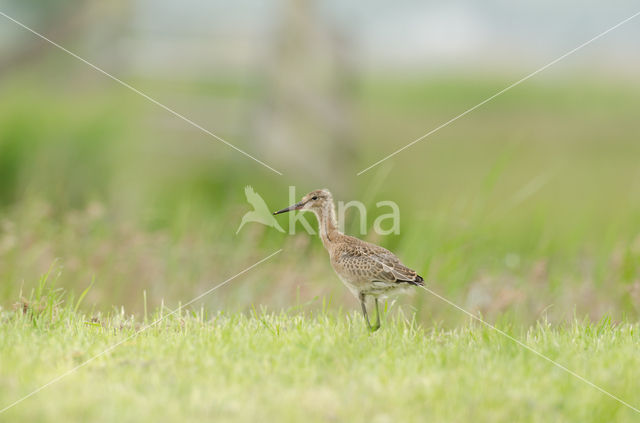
1, 280, 639, 422
1, 69, 640, 421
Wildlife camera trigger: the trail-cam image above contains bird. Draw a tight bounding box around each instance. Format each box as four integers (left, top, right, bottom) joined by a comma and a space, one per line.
273, 189, 424, 331
236, 186, 285, 234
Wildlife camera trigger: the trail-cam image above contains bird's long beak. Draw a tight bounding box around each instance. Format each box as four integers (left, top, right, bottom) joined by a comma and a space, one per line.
273, 201, 304, 215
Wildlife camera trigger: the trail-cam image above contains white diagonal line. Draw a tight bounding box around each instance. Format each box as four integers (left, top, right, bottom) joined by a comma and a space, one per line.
418, 285, 640, 415
0, 10, 283, 176
357, 10, 640, 176
0, 249, 282, 414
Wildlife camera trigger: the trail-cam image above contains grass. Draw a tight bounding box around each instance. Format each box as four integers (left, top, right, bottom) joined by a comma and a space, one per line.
1, 71, 640, 421
1, 282, 639, 422
1, 73, 639, 326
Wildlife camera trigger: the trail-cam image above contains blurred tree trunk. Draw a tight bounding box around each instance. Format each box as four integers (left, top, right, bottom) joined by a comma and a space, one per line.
253, 0, 357, 194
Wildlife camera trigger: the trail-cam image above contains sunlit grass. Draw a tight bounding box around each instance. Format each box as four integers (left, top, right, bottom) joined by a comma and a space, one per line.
1, 283, 639, 422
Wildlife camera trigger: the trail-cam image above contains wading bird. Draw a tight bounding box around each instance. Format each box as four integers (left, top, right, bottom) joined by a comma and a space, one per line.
274, 189, 424, 331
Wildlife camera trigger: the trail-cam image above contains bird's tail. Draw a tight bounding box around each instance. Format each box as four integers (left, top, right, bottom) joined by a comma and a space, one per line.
407, 275, 425, 286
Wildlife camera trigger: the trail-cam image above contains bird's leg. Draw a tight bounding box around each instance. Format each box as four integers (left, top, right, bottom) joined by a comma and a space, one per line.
359, 293, 373, 331
372, 298, 381, 332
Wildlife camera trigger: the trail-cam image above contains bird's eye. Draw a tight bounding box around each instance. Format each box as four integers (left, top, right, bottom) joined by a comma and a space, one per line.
312, 196, 318, 200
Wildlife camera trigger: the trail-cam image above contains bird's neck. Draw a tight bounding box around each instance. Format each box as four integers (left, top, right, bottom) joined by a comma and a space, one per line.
314, 202, 340, 249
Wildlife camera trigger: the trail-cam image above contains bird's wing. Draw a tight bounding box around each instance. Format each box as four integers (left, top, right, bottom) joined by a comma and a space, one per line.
335, 241, 423, 285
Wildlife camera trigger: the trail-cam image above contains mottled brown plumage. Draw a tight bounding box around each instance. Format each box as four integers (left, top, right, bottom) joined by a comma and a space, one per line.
274, 189, 424, 331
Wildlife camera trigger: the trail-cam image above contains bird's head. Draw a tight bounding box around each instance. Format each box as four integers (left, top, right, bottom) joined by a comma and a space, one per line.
273, 189, 332, 215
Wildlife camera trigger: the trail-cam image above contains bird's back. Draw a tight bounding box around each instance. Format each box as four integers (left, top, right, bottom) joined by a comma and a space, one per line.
328, 234, 423, 295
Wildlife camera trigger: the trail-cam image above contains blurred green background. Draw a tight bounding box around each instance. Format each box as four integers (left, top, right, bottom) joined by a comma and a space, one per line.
1, 0, 639, 326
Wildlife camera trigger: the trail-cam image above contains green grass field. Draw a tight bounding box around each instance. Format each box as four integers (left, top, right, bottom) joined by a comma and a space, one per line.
1, 281, 639, 422
1, 71, 640, 421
